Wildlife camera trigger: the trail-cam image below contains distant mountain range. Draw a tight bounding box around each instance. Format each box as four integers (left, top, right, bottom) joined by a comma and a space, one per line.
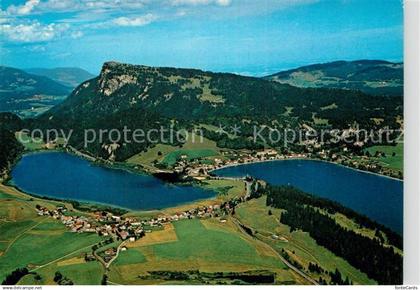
265, 60, 403, 96
26, 67, 95, 88
0, 66, 71, 96
0, 66, 72, 116
34, 61, 403, 161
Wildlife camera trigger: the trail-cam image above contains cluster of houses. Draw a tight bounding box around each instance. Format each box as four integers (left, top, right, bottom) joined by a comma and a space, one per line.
34, 193, 246, 243
170, 123, 402, 180
149, 200, 242, 226
35, 205, 144, 241
174, 149, 308, 180
33, 180, 258, 266
91, 212, 145, 241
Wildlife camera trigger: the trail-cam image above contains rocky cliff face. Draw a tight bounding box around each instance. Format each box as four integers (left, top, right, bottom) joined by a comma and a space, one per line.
50, 61, 230, 120
98, 62, 143, 96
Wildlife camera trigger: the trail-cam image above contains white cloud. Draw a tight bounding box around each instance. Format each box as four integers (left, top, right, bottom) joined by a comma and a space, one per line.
216, 0, 231, 6
113, 14, 157, 27
0, 17, 9, 24
70, 31, 84, 39
171, 0, 231, 6
0, 21, 69, 42
38, 0, 147, 13
0, 0, 318, 45
7, 0, 40, 16
39, 0, 79, 11
4, 0, 149, 16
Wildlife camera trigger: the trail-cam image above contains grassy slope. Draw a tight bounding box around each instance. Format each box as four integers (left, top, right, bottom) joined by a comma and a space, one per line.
18, 258, 104, 285
201, 179, 245, 198
151, 219, 282, 266
15, 131, 45, 151
0, 185, 104, 284
126, 132, 222, 169
108, 218, 304, 285
114, 249, 147, 266
162, 149, 218, 167
365, 143, 403, 171
235, 196, 375, 285
1, 182, 302, 285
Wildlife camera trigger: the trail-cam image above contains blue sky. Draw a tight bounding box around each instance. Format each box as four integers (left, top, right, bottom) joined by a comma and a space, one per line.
0, 0, 403, 76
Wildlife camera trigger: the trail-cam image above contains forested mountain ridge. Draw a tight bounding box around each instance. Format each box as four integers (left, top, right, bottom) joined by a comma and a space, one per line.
0, 130, 23, 178
0, 112, 24, 132
30, 61, 402, 161
265, 60, 403, 96
0, 113, 24, 177
41, 61, 403, 128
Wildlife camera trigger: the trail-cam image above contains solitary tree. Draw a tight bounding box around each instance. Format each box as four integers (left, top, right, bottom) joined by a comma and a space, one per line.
53, 271, 63, 283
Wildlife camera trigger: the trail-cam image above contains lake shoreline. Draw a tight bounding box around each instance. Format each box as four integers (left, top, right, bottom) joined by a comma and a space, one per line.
18, 146, 403, 183
7, 151, 402, 233
9, 151, 219, 213
212, 156, 403, 234
8, 151, 402, 228
4, 176, 220, 216
210, 157, 403, 182
4, 178, 132, 212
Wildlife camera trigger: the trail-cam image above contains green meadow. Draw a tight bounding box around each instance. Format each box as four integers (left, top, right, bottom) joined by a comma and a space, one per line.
365, 143, 403, 171
0, 226, 102, 282
15, 131, 45, 151
0, 187, 104, 284
126, 132, 221, 169
162, 149, 218, 166
235, 197, 375, 285
114, 249, 147, 266
151, 219, 284, 268
55, 262, 104, 285
18, 259, 104, 285
0, 220, 39, 241
108, 218, 299, 284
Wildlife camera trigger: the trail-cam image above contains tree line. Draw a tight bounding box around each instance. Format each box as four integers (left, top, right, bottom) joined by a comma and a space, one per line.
265, 183, 402, 249
0, 127, 23, 175
263, 184, 403, 285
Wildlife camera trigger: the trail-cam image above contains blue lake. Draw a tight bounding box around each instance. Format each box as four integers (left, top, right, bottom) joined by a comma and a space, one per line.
11, 152, 215, 211
214, 159, 403, 234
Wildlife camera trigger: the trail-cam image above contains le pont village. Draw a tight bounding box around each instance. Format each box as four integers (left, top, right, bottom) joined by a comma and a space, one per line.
35, 203, 238, 239
33, 194, 248, 265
